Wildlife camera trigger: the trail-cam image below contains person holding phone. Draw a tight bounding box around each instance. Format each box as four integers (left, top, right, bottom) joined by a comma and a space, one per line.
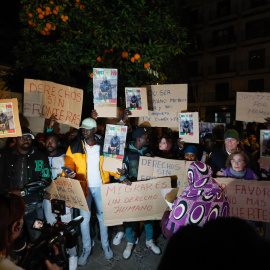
43, 133, 78, 270
64, 118, 124, 266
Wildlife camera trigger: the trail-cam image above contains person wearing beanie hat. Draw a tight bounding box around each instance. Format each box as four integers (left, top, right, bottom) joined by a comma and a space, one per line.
209, 129, 259, 177
184, 145, 198, 161
64, 117, 122, 265
119, 127, 161, 260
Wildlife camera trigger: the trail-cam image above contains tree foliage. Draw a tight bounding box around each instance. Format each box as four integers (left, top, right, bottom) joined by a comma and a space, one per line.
6, 0, 188, 100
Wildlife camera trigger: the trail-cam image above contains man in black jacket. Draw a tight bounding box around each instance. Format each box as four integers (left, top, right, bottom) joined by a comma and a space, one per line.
0, 127, 51, 240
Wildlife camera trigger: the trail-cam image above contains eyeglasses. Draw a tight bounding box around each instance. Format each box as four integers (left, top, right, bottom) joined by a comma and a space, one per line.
230, 159, 244, 164
0, 193, 15, 218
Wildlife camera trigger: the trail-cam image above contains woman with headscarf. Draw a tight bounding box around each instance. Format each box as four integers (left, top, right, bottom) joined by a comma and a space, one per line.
161, 161, 230, 239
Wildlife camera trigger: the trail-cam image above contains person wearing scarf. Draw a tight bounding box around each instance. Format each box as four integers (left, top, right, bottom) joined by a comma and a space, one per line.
161, 161, 230, 239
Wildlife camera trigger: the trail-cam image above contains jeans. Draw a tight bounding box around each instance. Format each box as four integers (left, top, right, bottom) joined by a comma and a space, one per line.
80, 186, 109, 251
125, 221, 153, 243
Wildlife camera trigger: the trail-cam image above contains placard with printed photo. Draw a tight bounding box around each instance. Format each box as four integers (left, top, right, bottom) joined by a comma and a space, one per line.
178, 112, 199, 144
261, 130, 270, 165
93, 68, 118, 104
103, 124, 127, 160
179, 113, 194, 136
125, 88, 142, 110
0, 99, 22, 138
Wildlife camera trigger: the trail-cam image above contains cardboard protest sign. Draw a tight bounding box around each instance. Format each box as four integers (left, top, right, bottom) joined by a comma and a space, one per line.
139, 84, 187, 128
0, 90, 23, 113
137, 157, 189, 194
101, 177, 171, 226
0, 99, 22, 138
179, 112, 199, 143
161, 187, 179, 210
215, 178, 270, 222
137, 156, 154, 180
94, 103, 117, 118
26, 117, 45, 134
125, 87, 148, 117
260, 130, 270, 166
102, 124, 127, 172
236, 92, 270, 123
46, 177, 89, 212
23, 79, 83, 128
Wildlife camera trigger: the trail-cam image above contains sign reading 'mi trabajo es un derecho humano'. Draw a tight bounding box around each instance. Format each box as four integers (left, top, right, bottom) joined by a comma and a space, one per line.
24, 79, 83, 128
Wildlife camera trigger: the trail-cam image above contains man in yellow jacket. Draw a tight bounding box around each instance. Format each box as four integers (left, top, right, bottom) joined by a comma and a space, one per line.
64, 118, 121, 266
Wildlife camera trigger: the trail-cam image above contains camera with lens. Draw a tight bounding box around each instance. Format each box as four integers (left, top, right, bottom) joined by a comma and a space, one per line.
14, 199, 83, 270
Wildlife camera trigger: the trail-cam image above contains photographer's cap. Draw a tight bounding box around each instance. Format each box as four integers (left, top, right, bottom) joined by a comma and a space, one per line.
79, 118, 97, 129
21, 127, 35, 139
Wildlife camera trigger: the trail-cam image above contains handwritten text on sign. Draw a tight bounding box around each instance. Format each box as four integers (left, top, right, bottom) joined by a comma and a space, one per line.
23, 79, 83, 128
216, 178, 270, 222
46, 177, 89, 212
139, 84, 187, 128
236, 92, 270, 123
101, 178, 171, 226
137, 157, 189, 193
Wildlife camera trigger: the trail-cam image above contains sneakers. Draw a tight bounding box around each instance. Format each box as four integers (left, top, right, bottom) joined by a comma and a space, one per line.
103, 245, 113, 260
113, 231, 125, 246
135, 237, 139, 245
123, 242, 133, 260
78, 248, 91, 266
146, 239, 161, 255
69, 256, 78, 270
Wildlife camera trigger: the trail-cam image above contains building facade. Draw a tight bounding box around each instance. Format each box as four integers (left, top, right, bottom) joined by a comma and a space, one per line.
186, 0, 270, 124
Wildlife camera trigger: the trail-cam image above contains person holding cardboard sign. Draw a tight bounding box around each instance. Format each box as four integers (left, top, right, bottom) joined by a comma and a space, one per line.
120, 127, 161, 260
64, 118, 123, 266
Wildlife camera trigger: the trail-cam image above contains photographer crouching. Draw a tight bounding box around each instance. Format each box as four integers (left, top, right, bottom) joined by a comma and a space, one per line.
0, 194, 61, 270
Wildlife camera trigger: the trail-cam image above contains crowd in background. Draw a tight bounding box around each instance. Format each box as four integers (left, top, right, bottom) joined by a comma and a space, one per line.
0, 110, 270, 270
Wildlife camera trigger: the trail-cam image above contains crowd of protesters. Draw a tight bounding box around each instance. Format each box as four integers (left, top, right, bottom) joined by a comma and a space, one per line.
0, 109, 270, 270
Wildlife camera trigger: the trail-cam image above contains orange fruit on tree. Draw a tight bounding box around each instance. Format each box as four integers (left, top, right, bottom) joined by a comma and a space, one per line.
40, 31, 46, 35
97, 56, 101, 62
130, 57, 135, 63
122, 52, 128, 58
28, 13, 33, 18
144, 62, 150, 68
46, 22, 52, 30
37, 7, 42, 13
76, 0, 80, 2
80, 4, 85, 9
53, 9, 58, 15
134, 53, 140, 60
49, 1, 54, 4
90, 73, 93, 78
44, 27, 49, 31
51, 25, 56, 30
39, 13, 44, 19
55, 6, 59, 11
28, 20, 33, 25
45, 10, 50, 16
64, 15, 69, 20
42, 11, 45, 15
45, 6, 51, 11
